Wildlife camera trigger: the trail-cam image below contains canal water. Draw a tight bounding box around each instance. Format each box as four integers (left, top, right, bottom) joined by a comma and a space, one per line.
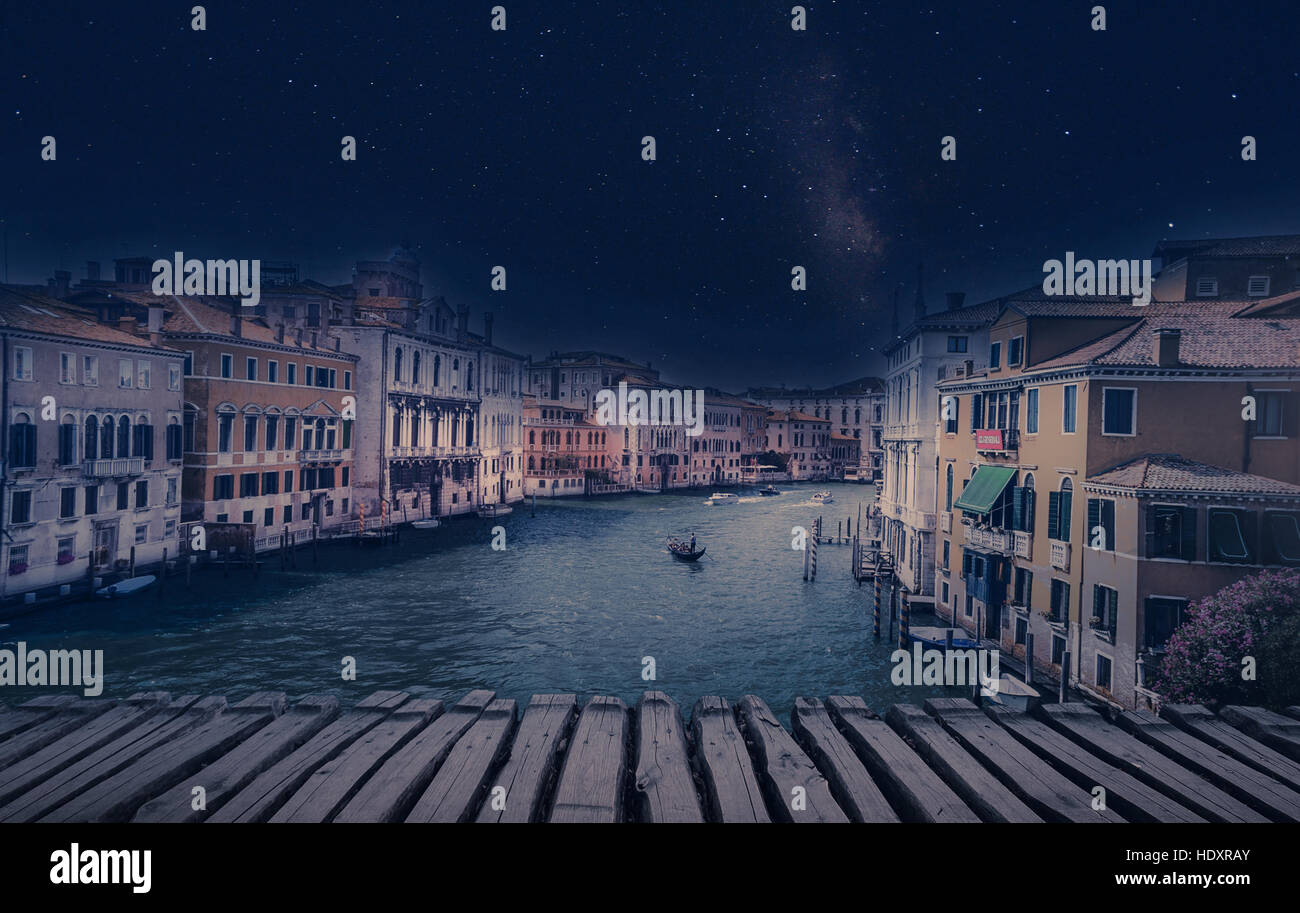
2, 482, 956, 718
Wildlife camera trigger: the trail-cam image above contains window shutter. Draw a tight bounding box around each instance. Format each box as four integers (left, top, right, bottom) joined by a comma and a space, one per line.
1087, 498, 1100, 543
1060, 493, 1072, 542
1012, 486, 1025, 531
1181, 506, 1197, 561
970, 394, 981, 433
1047, 492, 1061, 540
1092, 585, 1102, 619
1103, 500, 1115, 551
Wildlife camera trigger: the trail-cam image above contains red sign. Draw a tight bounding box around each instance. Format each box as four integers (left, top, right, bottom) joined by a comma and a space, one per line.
975, 429, 1005, 450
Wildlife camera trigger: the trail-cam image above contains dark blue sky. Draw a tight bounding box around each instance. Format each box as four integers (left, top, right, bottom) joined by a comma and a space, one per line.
3, 1, 1297, 389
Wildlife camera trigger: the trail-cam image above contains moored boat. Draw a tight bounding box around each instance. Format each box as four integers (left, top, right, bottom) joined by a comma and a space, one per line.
906, 625, 980, 650
96, 575, 156, 599
409, 518, 441, 530
983, 674, 1041, 712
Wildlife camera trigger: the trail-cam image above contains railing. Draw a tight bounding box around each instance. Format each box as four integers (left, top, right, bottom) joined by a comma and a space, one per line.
966, 525, 1014, 555
299, 449, 344, 462
83, 457, 145, 477
1013, 530, 1032, 559
1050, 540, 1071, 571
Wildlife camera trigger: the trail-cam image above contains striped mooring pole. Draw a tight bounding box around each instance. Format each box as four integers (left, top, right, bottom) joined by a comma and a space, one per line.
873, 573, 881, 638
899, 588, 911, 649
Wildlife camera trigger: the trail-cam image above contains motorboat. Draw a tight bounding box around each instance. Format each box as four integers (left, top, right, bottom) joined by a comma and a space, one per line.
811, 491, 834, 504
983, 674, 1041, 712
97, 575, 156, 598
705, 492, 738, 505
758, 486, 781, 496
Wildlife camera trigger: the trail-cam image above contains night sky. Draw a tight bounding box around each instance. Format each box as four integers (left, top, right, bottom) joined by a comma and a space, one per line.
3, 1, 1298, 390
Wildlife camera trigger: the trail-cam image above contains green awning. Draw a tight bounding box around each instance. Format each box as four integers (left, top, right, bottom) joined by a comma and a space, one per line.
953, 465, 1016, 514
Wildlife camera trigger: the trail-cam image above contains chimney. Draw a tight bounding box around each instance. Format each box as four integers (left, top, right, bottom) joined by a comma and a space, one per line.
85, 260, 101, 281
48, 270, 71, 299
147, 304, 164, 346
946, 291, 966, 312
456, 304, 469, 343
118, 316, 138, 336
1154, 328, 1181, 367
964, 359, 975, 377
230, 304, 242, 338
483, 312, 494, 346
275, 323, 285, 343
295, 327, 303, 346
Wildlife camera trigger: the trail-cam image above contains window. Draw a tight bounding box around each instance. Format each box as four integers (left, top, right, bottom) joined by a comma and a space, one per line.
287, 363, 297, 385
264, 507, 275, 527
284, 417, 297, 451
135, 524, 149, 545
942, 539, 950, 569
1264, 511, 1300, 566
284, 470, 294, 493
166, 477, 177, 506
1008, 336, 1024, 367
218, 412, 235, 452
117, 482, 129, 510
283, 505, 293, 524
136, 360, 151, 389
13, 346, 33, 381
1048, 479, 1072, 541
262, 471, 279, 495
1014, 567, 1033, 608
344, 370, 352, 390
1147, 504, 1196, 560
989, 342, 1001, 370
945, 464, 954, 510
246, 357, 257, 381
1026, 388, 1039, 434
84, 485, 98, 515
8, 544, 29, 573
267, 361, 278, 383
60, 353, 76, 384
57, 536, 76, 564
240, 473, 259, 498
213, 474, 234, 500
244, 415, 258, 451
1102, 388, 1136, 436
60, 487, 77, 518
183, 351, 194, 376
135, 480, 148, 509
169, 363, 182, 391
944, 396, 958, 434
1247, 275, 1271, 297
83, 355, 99, 386
265, 415, 279, 451
220, 354, 233, 378
970, 393, 982, 432
1062, 385, 1077, 433
1144, 597, 1187, 650
9, 414, 36, 468
1087, 498, 1116, 551
166, 420, 183, 460
1254, 391, 1287, 437
10, 490, 32, 524
119, 358, 133, 388
1208, 508, 1256, 564
947, 336, 968, 353
1014, 617, 1027, 646
1049, 579, 1070, 623
1096, 654, 1112, 690
59, 417, 77, 465
1091, 585, 1118, 636
306, 365, 315, 386
1195, 277, 1219, 297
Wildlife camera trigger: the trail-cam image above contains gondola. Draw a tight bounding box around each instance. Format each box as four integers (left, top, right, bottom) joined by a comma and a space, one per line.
665, 537, 706, 562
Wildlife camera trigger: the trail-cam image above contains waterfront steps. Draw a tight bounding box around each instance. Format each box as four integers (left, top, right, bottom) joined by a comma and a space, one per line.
0, 690, 1297, 823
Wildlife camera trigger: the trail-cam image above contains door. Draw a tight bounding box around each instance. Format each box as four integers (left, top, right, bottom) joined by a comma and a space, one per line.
93, 522, 118, 570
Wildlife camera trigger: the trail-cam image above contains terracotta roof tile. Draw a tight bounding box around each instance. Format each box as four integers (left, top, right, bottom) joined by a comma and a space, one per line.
1086, 454, 1300, 496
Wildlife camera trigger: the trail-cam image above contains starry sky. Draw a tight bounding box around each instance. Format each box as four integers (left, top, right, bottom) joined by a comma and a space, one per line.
3, 1, 1298, 390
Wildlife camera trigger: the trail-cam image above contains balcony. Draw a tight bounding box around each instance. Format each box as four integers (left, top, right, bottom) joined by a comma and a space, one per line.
939, 511, 952, 534
966, 524, 1014, 556
299, 449, 344, 462
974, 428, 1020, 453
83, 457, 145, 477
1013, 530, 1032, 560
1050, 540, 1071, 571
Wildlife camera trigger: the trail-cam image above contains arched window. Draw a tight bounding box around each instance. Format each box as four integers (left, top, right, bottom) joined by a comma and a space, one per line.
59, 415, 77, 465
945, 464, 954, 511
85, 415, 99, 461
101, 416, 115, 459
393, 347, 403, 382
433, 355, 440, 386
412, 351, 421, 385
529, 430, 535, 444
1022, 473, 1036, 530
466, 362, 474, 392
118, 416, 131, 457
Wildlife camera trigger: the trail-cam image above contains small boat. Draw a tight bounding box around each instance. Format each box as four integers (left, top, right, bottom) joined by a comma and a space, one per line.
666, 537, 706, 561
906, 625, 981, 650
409, 518, 441, 530
705, 492, 738, 505
477, 504, 513, 519
983, 674, 1041, 712
758, 485, 781, 496
96, 575, 156, 599
811, 490, 834, 504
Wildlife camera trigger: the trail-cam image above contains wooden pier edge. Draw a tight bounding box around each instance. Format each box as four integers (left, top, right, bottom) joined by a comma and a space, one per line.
0, 689, 1295, 823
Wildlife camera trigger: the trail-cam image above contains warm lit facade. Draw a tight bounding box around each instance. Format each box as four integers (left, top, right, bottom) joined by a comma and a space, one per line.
746, 377, 883, 480
523, 396, 615, 496
689, 391, 767, 487
764, 410, 831, 480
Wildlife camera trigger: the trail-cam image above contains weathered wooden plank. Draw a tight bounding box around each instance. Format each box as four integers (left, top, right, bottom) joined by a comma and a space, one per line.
1219, 705, 1300, 762
923, 698, 1120, 823
1285, 706, 1300, 722
335, 690, 494, 823
42, 692, 286, 823
0, 693, 170, 807
792, 697, 897, 822
211, 691, 410, 823
0, 694, 79, 742
632, 691, 703, 823
886, 704, 1041, 823
736, 694, 848, 823
689, 696, 769, 823
0, 695, 217, 823
1041, 703, 1266, 822
476, 694, 578, 823
1115, 710, 1300, 822
1161, 703, 1300, 786
826, 696, 978, 823
0, 699, 116, 768
989, 706, 1202, 823
269, 698, 442, 823
549, 696, 629, 823
406, 698, 518, 823
133, 695, 340, 822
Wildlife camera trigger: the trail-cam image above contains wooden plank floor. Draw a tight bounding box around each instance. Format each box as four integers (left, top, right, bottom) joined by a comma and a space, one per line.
0, 689, 1296, 823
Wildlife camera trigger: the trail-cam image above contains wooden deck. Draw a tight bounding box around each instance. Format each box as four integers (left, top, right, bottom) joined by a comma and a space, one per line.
0, 689, 1296, 823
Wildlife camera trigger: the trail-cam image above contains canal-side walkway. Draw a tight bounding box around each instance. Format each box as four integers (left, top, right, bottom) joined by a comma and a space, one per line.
1, 689, 1297, 823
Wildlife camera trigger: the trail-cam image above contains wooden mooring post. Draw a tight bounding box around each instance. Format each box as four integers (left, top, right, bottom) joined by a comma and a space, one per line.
899, 587, 910, 649
1059, 650, 1071, 703
1024, 632, 1034, 686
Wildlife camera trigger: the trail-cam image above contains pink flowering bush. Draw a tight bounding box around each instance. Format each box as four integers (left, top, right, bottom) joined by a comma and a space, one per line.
1155, 569, 1300, 708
